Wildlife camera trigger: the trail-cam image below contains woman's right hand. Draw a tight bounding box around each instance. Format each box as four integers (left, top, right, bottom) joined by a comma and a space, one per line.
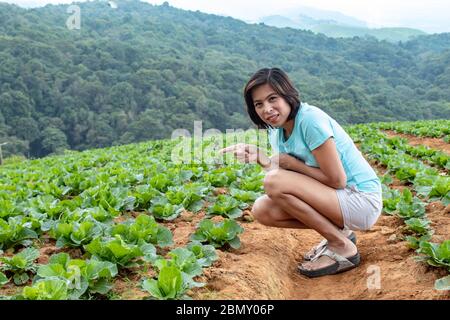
218, 143, 272, 168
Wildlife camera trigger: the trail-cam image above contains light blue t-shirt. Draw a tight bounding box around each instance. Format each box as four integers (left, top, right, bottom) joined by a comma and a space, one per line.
268, 102, 381, 194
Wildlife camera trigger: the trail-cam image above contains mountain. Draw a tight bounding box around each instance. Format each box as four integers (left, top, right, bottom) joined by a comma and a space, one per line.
0, 0, 449, 158
311, 24, 427, 43
258, 6, 427, 42
280, 5, 368, 28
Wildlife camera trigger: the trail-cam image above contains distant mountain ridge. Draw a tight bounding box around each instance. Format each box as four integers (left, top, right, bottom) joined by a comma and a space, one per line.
259, 6, 427, 42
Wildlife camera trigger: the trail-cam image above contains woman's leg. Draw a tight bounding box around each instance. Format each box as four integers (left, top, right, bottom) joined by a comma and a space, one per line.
261, 168, 357, 271
251, 194, 353, 257
251, 195, 309, 229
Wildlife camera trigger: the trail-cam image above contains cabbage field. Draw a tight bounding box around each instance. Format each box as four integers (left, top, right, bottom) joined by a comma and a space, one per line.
0, 120, 449, 300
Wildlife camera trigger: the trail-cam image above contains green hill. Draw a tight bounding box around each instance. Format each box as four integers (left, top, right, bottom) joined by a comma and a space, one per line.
0, 0, 449, 158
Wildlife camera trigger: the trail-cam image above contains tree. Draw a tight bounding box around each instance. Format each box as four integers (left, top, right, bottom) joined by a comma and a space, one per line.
40, 127, 69, 155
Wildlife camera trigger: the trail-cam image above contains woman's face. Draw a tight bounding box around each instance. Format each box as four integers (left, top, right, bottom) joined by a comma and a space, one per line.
252, 83, 291, 127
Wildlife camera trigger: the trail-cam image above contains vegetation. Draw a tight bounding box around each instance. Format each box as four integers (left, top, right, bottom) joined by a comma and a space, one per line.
0, 1, 449, 159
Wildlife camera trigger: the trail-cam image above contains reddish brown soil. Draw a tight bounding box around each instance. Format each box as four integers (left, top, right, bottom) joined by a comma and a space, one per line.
189, 205, 449, 300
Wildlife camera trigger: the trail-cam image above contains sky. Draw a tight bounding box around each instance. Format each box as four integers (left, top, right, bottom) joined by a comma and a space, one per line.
3, 0, 450, 33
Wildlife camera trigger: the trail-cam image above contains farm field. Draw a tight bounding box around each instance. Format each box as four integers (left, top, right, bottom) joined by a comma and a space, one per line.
0, 120, 449, 300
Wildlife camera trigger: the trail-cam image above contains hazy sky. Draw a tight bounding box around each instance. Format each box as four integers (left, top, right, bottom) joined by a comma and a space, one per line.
3, 0, 450, 33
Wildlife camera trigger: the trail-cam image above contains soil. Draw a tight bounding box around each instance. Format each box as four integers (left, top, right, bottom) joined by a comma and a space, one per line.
189, 205, 449, 300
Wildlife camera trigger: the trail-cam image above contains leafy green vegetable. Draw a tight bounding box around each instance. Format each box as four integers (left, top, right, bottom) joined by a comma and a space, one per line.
394, 189, 426, 219
405, 234, 432, 250
20, 279, 69, 300
142, 265, 189, 300
50, 219, 104, 248
149, 198, 184, 221
230, 188, 260, 204
203, 167, 237, 187
190, 218, 244, 249
207, 194, 244, 219
0, 247, 40, 285
155, 248, 202, 278
186, 241, 218, 267
382, 187, 401, 214
0, 272, 8, 286
110, 214, 173, 247
85, 235, 157, 267
0, 216, 38, 249
417, 240, 450, 270
404, 218, 431, 236
35, 253, 118, 298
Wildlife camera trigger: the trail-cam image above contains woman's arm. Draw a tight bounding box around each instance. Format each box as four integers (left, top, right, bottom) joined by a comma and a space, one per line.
272, 138, 347, 189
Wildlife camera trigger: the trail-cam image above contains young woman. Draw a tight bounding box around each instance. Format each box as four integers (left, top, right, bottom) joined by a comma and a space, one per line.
220, 68, 382, 277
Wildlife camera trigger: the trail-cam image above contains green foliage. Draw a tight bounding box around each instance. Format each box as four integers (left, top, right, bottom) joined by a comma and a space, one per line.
0, 216, 39, 249
0, 247, 40, 285
405, 234, 432, 250
149, 198, 184, 221
20, 279, 69, 300
404, 218, 431, 236
109, 214, 173, 247
142, 265, 191, 300
0, 2, 449, 159
207, 194, 244, 219
164, 183, 209, 213
417, 240, 450, 270
34, 253, 118, 298
80, 186, 136, 215
190, 218, 244, 249
0, 272, 8, 286
50, 219, 104, 248
186, 241, 218, 267
84, 235, 158, 268
382, 187, 401, 214
155, 248, 203, 279
393, 189, 426, 219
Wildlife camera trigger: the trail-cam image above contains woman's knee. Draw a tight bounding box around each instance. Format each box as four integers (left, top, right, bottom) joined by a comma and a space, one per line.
263, 169, 284, 199
251, 195, 275, 226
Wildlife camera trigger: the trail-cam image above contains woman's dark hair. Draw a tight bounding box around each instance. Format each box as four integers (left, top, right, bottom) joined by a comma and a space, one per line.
244, 68, 300, 129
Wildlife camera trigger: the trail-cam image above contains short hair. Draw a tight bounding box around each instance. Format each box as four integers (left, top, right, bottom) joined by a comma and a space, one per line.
243, 68, 301, 129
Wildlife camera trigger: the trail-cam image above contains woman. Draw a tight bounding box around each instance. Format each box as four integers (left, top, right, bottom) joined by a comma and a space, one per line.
220, 68, 382, 277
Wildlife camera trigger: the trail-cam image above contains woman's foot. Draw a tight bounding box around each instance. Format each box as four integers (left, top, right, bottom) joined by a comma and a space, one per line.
304, 229, 356, 261
299, 237, 358, 274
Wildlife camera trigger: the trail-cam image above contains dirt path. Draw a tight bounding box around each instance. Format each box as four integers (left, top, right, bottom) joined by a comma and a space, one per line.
191, 150, 450, 300
191, 204, 449, 300
383, 130, 450, 155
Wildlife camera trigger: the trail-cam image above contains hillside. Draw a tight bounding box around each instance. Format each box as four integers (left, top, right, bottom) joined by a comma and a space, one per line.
0, 0, 449, 158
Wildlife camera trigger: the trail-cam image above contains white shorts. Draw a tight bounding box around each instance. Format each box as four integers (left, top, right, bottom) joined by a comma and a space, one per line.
336, 185, 383, 231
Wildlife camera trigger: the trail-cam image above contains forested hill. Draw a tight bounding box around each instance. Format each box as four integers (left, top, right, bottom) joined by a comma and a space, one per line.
0, 1, 449, 158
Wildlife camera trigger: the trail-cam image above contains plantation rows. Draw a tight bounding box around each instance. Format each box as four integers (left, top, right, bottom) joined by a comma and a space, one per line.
347, 124, 450, 290
374, 120, 450, 142
0, 132, 266, 299
0, 121, 449, 299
